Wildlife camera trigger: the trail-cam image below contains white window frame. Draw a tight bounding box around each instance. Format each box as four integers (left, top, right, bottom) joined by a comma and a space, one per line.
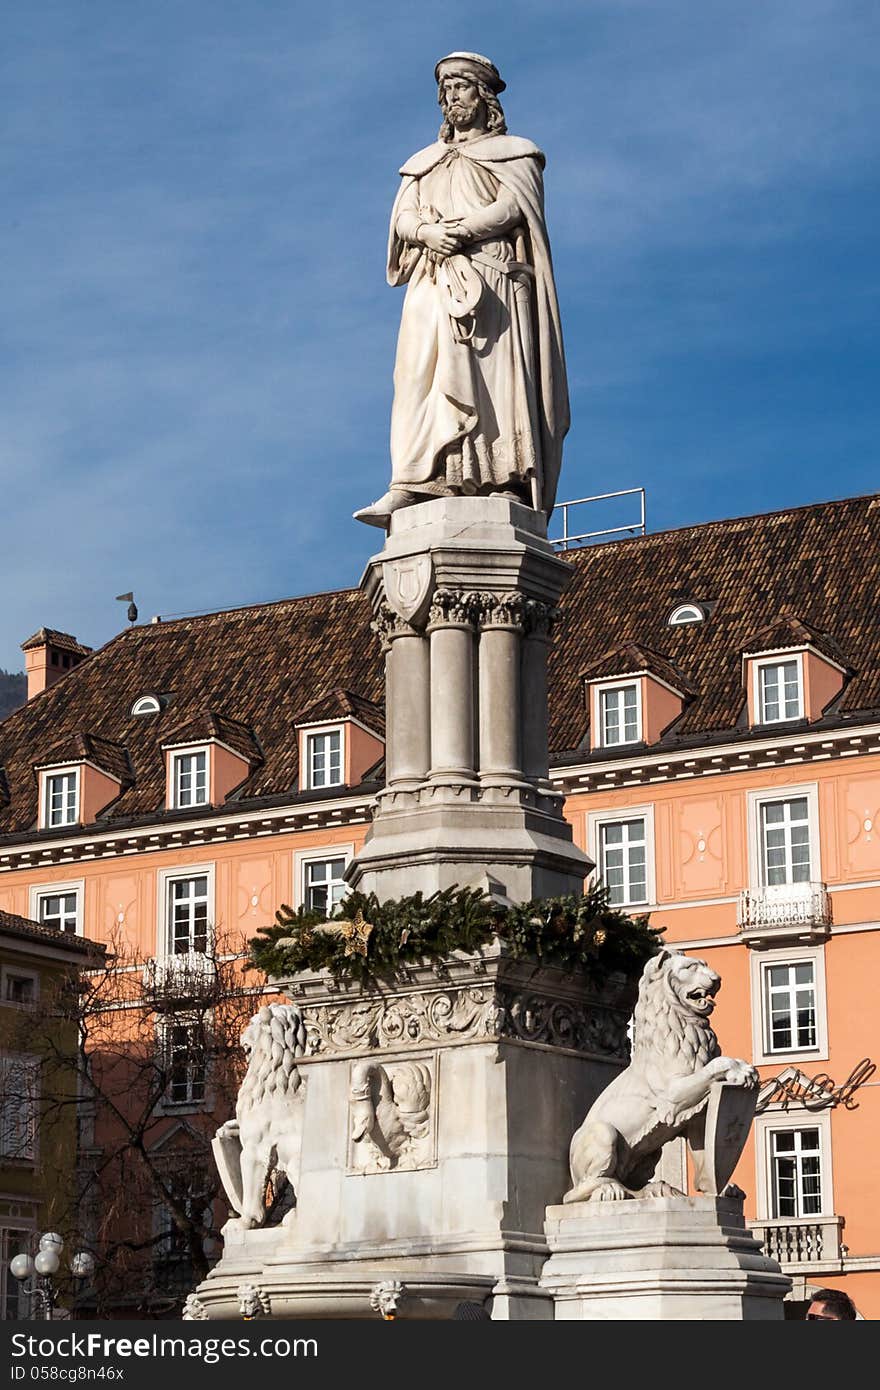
668, 603, 705, 626
749, 943, 828, 1065
754, 1108, 833, 1221
0, 965, 39, 1008
594, 680, 642, 748
587, 807, 656, 908
156, 864, 215, 959
303, 725, 345, 790
746, 784, 821, 891
131, 694, 161, 716
29, 879, 85, 937
40, 767, 80, 829
294, 844, 354, 912
0, 1054, 40, 1164
171, 747, 209, 810
752, 653, 804, 725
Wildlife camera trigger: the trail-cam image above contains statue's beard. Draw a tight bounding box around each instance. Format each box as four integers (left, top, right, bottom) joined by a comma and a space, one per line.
446, 101, 480, 129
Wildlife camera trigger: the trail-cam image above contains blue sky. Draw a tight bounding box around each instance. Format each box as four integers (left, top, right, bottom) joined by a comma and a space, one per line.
2, 0, 878, 670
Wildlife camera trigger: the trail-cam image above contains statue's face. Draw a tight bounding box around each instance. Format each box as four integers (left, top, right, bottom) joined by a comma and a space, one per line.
440, 75, 483, 130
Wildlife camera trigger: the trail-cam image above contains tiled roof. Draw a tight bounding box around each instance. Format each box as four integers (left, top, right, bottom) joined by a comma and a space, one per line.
160, 711, 263, 764
21, 628, 92, 657
292, 688, 385, 737
34, 732, 133, 785
0, 588, 382, 834
740, 614, 850, 668
548, 491, 879, 754
0, 493, 878, 833
580, 643, 698, 697
0, 907, 104, 957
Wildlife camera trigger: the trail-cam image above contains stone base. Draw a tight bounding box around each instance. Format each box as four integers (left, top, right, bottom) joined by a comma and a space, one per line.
196, 947, 634, 1320
541, 1195, 791, 1320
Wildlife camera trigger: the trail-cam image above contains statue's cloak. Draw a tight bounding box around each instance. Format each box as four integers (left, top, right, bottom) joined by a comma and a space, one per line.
387, 134, 569, 516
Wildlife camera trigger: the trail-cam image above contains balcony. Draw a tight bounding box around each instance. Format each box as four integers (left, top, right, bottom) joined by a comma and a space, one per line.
738, 882, 832, 946
142, 952, 218, 1009
749, 1215, 845, 1272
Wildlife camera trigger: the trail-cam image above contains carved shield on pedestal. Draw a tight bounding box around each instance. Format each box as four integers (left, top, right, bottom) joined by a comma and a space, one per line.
383, 556, 434, 626
688, 1081, 758, 1195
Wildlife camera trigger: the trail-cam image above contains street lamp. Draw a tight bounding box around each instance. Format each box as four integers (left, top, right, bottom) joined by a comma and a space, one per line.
9, 1233, 95, 1320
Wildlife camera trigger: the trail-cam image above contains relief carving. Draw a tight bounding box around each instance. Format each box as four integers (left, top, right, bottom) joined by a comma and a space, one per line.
348, 1057, 436, 1173
302, 982, 628, 1060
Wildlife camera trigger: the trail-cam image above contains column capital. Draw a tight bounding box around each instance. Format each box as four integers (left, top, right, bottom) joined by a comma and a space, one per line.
427, 588, 481, 631
478, 590, 529, 631
524, 599, 563, 639
371, 602, 419, 652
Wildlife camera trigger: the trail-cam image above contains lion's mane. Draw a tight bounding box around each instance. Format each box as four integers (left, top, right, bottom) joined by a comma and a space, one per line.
631, 954, 719, 1073
236, 1003, 307, 1119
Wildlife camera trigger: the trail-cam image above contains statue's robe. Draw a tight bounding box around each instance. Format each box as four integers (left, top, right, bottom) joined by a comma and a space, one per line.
387, 134, 569, 516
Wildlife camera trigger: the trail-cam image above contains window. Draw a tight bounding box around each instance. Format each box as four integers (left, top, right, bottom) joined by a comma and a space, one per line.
764, 961, 817, 1054
599, 819, 648, 905
0, 1056, 39, 1162
2, 970, 37, 1007
153, 1173, 213, 1293
131, 694, 161, 716
1, 1228, 33, 1320
37, 890, 79, 934
43, 770, 78, 828
757, 658, 803, 724
172, 751, 208, 808
599, 685, 640, 747
166, 875, 209, 955
29, 881, 84, 938
307, 729, 343, 788
770, 1127, 823, 1218
668, 603, 705, 626
761, 797, 811, 886
165, 1022, 207, 1107
304, 856, 348, 912
749, 945, 827, 1066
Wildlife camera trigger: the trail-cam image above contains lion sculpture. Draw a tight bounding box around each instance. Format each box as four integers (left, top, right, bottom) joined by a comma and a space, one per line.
213, 1002, 307, 1229
565, 950, 758, 1203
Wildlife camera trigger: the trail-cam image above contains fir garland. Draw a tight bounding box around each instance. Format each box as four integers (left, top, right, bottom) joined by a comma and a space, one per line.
248, 883, 663, 988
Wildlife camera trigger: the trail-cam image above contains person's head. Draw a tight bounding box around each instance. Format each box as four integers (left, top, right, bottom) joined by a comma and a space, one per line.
435, 52, 507, 142
806, 1288, 858, 1320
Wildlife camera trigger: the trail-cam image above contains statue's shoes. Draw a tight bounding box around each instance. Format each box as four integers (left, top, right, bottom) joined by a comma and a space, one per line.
352, 490, 415, 528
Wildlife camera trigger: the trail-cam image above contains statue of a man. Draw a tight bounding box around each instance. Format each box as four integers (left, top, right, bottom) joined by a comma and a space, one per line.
354, 52, 569, 528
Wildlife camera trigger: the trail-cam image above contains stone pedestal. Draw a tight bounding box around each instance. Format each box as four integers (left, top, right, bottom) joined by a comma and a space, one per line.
541, 1195, 791, 1320
196, 945, 635, 1319
347, 495, 590, 903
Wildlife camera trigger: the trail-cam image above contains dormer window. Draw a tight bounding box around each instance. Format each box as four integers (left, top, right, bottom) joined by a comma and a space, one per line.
172, 749, 208, 809
42, 769, 79, 828
131, 694, 161, 716
599, 684, 641, 747
668, 603, 705, 626
756, 657, 803, 724
307, 728, 343, 789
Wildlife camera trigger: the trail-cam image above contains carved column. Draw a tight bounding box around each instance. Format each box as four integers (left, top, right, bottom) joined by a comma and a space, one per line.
373, 604, 430, 791
521, 601, 561, 786
478, 592, 526, 789
427, 589, 479, 787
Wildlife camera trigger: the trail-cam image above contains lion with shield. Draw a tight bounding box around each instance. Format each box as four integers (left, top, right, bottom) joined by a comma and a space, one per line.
565, 951, 759, 1203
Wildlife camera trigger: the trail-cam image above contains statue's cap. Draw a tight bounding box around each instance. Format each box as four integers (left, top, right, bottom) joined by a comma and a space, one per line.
434, 52, 505, 94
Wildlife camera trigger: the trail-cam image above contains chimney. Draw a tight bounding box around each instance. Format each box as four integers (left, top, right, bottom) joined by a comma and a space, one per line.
21, 629, 92, 700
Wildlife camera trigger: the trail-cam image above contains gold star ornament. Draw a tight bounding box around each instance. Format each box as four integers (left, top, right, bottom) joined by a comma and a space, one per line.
342, 909, 374, 957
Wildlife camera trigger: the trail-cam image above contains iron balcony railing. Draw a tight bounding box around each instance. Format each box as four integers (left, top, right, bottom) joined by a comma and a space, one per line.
142, 951, 218, 1007
738, 882, 832, 933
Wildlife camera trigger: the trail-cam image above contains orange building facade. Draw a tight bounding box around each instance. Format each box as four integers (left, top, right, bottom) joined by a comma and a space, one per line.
0, 492, 877, 1317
